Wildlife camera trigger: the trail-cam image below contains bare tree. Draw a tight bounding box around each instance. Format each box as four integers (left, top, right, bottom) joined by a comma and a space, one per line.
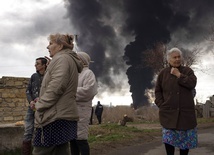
142, 42, 167, 74
142, 42, 202, 75
181, 47, 202, 67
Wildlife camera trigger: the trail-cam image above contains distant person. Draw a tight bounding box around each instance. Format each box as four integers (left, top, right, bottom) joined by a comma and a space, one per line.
95, 101, 103, 124
70, 51, 98, 155
155, 47, 197, 155
32, 33, 83, 155
22, 57, 47, 155
89, 107, 94, 125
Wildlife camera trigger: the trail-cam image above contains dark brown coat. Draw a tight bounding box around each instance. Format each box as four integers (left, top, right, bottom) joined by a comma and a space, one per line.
155, 66, 197, 130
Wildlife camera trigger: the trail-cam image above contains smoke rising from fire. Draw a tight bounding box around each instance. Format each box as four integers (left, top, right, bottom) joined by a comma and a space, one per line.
65, 0, 214, 108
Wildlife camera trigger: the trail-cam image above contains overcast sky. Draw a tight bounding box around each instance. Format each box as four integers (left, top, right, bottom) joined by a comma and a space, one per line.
0, 0, 132, 106
0, 0, 73, 77
0, 0, 214, 105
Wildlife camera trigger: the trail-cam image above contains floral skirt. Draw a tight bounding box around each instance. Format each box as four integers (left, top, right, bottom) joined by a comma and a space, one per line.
162, 127, 198, 149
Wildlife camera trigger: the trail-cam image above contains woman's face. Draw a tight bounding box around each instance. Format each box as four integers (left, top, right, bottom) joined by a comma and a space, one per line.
47, 40, 61, 58
168, 51, 182, 67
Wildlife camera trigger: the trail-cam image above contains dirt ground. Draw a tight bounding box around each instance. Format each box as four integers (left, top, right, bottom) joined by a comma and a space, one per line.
90, 122, 214, 155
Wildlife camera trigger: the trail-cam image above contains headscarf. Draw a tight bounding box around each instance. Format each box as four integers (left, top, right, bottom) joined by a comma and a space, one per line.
77, 52, 91, 67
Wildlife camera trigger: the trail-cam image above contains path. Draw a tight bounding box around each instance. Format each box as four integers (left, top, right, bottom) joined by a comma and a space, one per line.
104, 124, 214, 155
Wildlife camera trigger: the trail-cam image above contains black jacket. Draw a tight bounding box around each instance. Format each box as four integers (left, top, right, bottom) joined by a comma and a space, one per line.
26, 72, 43, 103
95, 103, 103, 116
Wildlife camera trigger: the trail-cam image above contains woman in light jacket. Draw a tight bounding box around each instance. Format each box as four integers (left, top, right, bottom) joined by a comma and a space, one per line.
33, 33, 83, 155
70, 52, 98, 155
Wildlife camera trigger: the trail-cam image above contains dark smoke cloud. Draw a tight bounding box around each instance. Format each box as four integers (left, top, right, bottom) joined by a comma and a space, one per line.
65, 0, 214, 108
65, 0, 126, 92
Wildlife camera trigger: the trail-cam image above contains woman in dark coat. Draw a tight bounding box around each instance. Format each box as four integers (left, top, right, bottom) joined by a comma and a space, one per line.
155, 47, 197, 155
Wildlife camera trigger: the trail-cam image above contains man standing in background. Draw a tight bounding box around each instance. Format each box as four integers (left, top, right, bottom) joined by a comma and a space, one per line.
95, 101, 103, 124
22, 57, 47, 155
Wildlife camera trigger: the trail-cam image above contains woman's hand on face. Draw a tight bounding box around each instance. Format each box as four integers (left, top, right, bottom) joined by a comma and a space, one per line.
170, 67, 181, 78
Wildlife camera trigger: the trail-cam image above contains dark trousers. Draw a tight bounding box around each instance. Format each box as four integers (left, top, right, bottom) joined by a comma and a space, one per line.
89, 108, 93, 125
70, 140, 90, 155
96, 115, 102, 124
165, 143, 189, 155
89, 113, 93, 125
33, 142, 70, 155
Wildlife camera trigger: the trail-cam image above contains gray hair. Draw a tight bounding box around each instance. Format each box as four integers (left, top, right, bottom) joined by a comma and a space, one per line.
166, 47, 182, 61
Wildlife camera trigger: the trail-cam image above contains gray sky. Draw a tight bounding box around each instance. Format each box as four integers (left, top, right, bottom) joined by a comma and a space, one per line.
0, 0, 214, 105
0, 0, 132, 106
0, 0, 73, 77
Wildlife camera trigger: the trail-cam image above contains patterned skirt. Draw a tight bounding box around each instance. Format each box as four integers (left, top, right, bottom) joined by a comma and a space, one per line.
33, 120, 77, 147
162, 127, 198, 149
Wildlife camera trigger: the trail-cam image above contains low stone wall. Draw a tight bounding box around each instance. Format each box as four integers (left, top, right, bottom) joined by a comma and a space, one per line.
0, 76, 29, 152
0, 76, 29, 124
0, 124, 24, 152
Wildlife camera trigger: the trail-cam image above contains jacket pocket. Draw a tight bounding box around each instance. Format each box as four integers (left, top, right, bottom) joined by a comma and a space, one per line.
40, 108, 57, 125
159, 109, 179, 129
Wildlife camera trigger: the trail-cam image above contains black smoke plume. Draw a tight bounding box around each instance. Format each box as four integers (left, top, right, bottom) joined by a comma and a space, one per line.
65, 0, 126, 92
65, 0, 214, 108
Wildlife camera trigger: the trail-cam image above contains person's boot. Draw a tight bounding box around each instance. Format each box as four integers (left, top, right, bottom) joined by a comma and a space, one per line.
22, 140, 32, 155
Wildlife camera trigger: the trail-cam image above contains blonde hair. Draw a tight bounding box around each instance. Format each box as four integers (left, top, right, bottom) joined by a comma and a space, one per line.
48, 33, 74, 50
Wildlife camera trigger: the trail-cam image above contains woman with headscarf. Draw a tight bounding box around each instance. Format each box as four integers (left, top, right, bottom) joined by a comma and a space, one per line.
70, 51, 98, 155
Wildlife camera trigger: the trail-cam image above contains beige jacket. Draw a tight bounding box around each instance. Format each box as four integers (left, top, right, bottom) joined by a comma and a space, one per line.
34, 49, 83, 128
76, 67, 98, 139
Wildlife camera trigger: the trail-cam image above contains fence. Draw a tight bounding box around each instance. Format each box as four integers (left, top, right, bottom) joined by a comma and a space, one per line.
202, 96, 214, 118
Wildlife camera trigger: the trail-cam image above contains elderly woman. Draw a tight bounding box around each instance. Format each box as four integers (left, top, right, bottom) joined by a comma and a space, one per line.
33, 33, 83, 155
70, 52, 98, 155
155, 47, 197, 155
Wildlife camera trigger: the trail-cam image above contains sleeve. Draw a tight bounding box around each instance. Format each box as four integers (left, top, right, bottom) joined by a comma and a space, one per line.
26, 74, 34, 104
36, 57, 71, 112
76, 70, 98, 102
177, 67, 197, 90
154, 72, 164, 107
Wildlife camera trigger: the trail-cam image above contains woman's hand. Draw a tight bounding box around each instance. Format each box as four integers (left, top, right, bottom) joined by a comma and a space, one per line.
170, 67, 181, 78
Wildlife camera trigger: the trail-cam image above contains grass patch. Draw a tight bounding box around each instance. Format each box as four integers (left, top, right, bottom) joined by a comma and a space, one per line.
88, 123, 159, 146
89, 124, 143, 143
197, 117, 214, 124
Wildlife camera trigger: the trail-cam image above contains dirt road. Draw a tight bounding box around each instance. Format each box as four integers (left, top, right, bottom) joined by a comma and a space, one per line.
103, 124, 214, 155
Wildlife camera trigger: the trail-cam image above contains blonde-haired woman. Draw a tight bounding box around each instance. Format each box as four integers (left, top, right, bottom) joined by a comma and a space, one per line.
33, 33, 83, 155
